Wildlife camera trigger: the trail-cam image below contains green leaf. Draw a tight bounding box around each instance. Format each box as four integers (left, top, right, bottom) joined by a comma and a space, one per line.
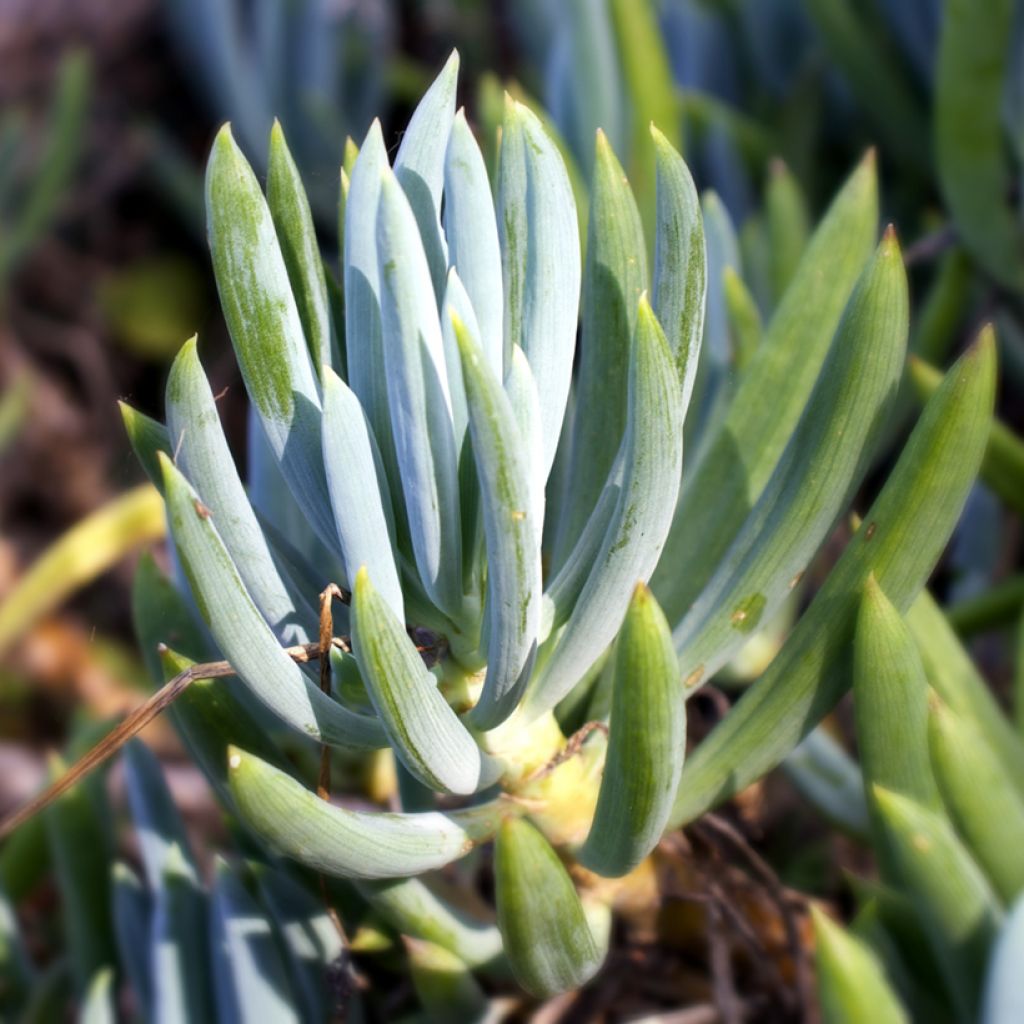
906, 589, 1024, 794
209, 858, 300, 1023
358, 876, 503, 970
765, 159, 810, 303
936, 0, 1024, 293
205, 125, 335, 549
166, 337, 316, 645
908, 355, 1024, 515
160, 452, 385, 749
928, 699, 1024, 904
118, 397, 171, 485
854, 577, 941, 816
811, 905, 908, 1024
452, 313, 541, 729
377, 167, 463, 618
497, 97, 581, 477
351, 568, 490, 794
674, 231, 908, 686
494, 818, 603, 997
227, 746, 508, 879
45, 761, 115, 994
554, 129, 648, 564
873, 786, 1002, 1020
406, 939, 488, 1023
527, 295, 684, 717
650, 125, 705, 407
651, 152, 878, 625
669, 331, 996, 827
267, 120, 334, 375
722, 266, 762, 371
580, 584, 684, 877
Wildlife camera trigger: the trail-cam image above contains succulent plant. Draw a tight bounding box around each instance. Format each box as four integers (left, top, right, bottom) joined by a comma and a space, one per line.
0, 737, 345, 1022
109, 49, 1000, 1006
811, 572, 1024, 1023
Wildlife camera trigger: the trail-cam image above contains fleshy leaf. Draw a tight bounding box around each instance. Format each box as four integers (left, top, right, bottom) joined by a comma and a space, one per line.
160, 452, 384, 750
580, 584, 684, 877
227, 746, 507, 879
669, 332, 996, 827
494, 818, 604, 997
351, 568, 490, 794
452, 313, 541, 729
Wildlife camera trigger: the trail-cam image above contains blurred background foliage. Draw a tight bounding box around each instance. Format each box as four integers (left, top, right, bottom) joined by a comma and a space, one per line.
0, 0, 1023, 1019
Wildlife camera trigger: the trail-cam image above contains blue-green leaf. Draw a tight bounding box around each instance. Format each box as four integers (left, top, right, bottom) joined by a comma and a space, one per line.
160, 452, 385, 750
452, 313, 541, 729
165, 337, 315, 645
227, 747, 508, 879
444, 109, 503, 378
497, 98, 581, 477
321, 367, 403, 619
527, 295, 683, 716
352, 568, 489, 793
377, 168, 463, 617
205, 125, 335, 550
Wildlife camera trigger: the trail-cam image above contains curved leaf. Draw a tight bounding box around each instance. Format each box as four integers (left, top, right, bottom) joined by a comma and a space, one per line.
227, 746, 506, 879
160, 452, 385, 750
352, 568, 489, 794
673, 231, 907, 682
554, 129, 648, 562
377, 168, 463, 617
166, 337, 315, 645
444, 109, 503, 378
873, 786, 1002, 1020
929, 699, 1024, 904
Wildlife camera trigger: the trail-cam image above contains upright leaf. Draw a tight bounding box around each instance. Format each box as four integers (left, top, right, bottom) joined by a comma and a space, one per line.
498, 98, 581, 477
651, 153, 878, 624
554, 130, 648, 563
580, 585, 684, 877
352, 568, 490, 794
205, 125, 335, 549
670, 332, 995, 827
527, 296, 683, 716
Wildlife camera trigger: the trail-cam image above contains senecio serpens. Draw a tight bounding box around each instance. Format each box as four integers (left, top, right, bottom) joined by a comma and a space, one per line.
114, 51, 990, 997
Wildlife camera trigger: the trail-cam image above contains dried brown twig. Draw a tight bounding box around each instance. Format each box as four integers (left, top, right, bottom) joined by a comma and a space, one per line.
0, 638, 335, 841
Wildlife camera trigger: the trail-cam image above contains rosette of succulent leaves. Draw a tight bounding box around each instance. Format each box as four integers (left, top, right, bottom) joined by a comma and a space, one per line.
119, 52, 995, 999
